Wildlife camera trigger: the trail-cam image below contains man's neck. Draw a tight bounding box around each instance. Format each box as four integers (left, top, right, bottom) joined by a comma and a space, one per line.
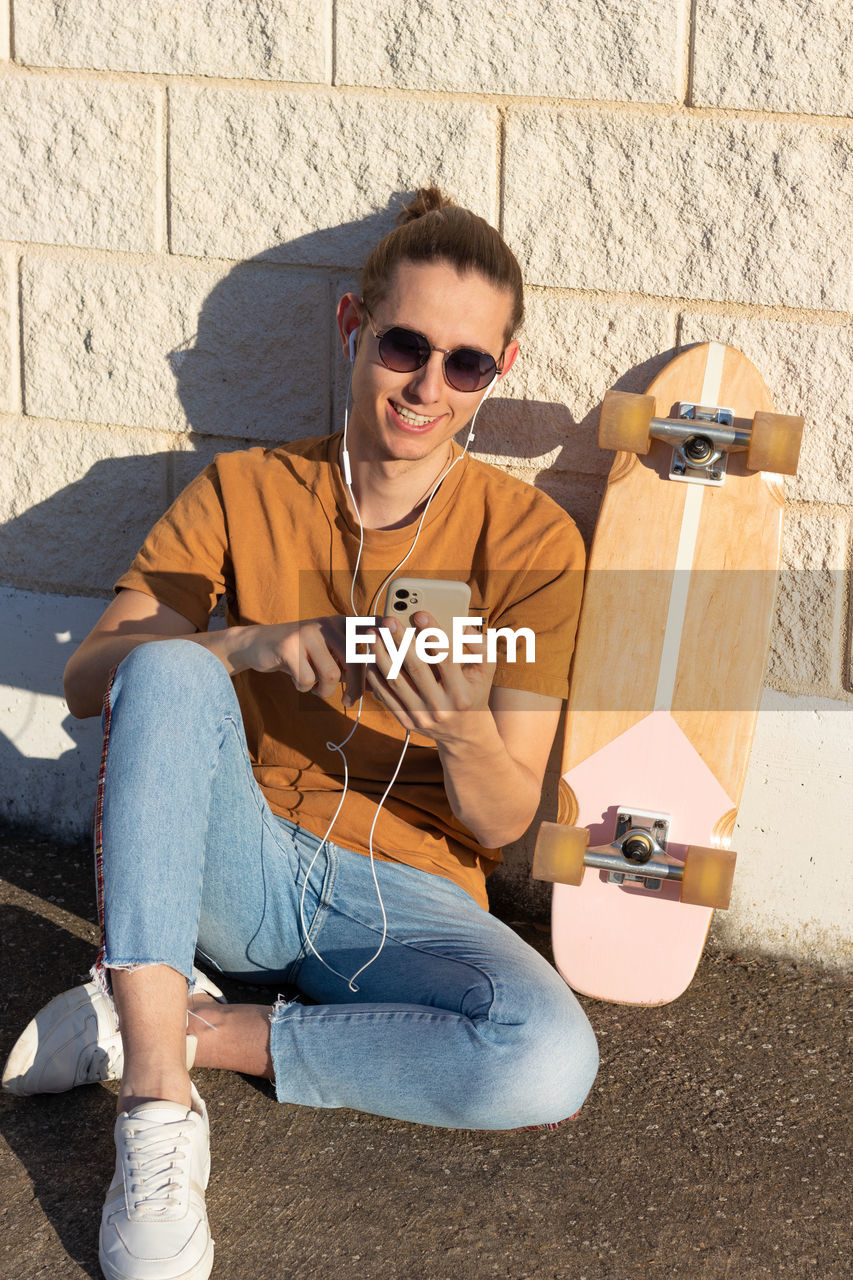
341, 443, 457, 531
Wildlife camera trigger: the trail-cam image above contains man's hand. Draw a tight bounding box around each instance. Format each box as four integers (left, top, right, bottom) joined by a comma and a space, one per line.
364, 612, 496, 745
236, 616, 364, 704
363, 611, 562, 849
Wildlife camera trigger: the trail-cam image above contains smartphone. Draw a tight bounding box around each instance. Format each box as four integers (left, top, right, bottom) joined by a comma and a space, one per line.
381, 578, 472, 639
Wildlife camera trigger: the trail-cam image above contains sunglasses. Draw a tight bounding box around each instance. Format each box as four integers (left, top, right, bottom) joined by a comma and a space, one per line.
364, 310, 503, 393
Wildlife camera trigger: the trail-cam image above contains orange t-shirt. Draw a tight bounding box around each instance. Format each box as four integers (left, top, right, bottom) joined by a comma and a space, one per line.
115, 434, 585, 908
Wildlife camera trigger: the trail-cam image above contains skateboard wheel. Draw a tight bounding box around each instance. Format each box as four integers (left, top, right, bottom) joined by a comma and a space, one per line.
599, 390, 654, 455
680, 845, 737, 909
747, 411, 804, 476
533, 822, 589, 886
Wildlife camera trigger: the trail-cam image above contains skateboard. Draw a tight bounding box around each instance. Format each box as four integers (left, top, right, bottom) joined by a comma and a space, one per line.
533, 342, 803, 1005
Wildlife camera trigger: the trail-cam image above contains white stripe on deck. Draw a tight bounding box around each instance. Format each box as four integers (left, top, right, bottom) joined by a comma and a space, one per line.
653, 343, 725, 711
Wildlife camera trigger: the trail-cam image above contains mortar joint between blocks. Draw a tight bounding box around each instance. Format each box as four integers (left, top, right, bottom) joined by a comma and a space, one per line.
3, 63, 853, 127
158, 83, 169, 255
14, 248, 24, 415
684, 0, 699, 109
329, 0, 338, 87
496, 107, 508, 235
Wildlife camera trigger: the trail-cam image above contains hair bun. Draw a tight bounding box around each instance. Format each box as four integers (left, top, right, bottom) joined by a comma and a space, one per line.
361, 186, 524, 340
397, 186, 456, 225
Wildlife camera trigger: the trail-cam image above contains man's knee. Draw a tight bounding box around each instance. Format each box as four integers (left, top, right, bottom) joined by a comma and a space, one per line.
112, 639, 229, 706
473, 982, 599, 1128
116, 636, 219, 680
517, 991, 599, 1121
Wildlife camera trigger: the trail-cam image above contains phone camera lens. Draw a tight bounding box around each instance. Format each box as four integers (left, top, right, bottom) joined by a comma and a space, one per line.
393, 601, 407, 612
394, 589, 409, 599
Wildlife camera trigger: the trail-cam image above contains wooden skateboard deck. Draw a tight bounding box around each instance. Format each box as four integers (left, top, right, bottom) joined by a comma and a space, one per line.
534, 342, 802, 1005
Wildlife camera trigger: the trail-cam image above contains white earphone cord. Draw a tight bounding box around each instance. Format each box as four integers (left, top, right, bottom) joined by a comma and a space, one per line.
298, 352, 497, 991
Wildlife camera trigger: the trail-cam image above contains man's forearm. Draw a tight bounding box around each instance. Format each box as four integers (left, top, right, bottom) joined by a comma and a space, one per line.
436, 714, 542, 849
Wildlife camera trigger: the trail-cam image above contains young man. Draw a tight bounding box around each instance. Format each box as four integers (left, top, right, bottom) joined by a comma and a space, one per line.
4, 190, 598, 1280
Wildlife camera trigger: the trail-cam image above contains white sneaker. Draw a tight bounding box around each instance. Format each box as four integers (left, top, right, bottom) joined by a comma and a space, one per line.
2, 967, 225, 1097
99, 1083, 214, 1280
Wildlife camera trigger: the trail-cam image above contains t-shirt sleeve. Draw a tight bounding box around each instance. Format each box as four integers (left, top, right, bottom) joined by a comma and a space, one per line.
113, 463, 232, 632
488, 519, 585, 700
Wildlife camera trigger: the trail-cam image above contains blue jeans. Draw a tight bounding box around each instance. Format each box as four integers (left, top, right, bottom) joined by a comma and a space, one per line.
96, 640, 598, 1130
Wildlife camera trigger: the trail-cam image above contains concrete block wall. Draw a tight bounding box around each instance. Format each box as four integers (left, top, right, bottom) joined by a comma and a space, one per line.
0, 2, 850, 967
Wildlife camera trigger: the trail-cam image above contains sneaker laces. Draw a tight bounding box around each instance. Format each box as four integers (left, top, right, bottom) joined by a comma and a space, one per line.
122, 1118, 193, 1215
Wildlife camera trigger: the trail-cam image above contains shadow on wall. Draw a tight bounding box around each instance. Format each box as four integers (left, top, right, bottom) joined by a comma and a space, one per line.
1, 197, 629, 853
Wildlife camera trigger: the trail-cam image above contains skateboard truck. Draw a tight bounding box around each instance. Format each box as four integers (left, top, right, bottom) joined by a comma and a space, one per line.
591, 809, 676, 892
534, 808, 737, 909
663, 403, 740, 486
599, 388, 804, 483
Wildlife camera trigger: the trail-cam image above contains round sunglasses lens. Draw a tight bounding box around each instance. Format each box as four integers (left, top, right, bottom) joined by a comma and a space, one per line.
445, 348, 497, 392
378, 327, 429, 372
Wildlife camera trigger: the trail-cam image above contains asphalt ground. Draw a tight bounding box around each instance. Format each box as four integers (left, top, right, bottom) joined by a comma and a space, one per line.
1, 826, 850, 1280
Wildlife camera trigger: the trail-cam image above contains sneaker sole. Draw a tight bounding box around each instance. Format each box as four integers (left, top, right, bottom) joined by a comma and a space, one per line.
98, 1237, 214, 1280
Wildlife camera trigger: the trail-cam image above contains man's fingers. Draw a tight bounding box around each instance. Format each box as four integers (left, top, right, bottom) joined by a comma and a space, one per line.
292, 626, 346, 699
341, 661, 366, 708
317, 616, 366, 706
287, 652, 317, 692
312, 663, 347, 699
292, 661, 338, 697
365, 667, 414, 728
372, 619, 428, 696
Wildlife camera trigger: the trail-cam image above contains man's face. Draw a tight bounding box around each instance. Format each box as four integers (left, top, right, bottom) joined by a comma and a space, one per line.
342, 259, 518, 468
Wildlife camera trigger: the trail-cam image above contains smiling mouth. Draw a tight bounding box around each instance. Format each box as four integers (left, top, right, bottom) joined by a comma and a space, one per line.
392, 401, 439, 428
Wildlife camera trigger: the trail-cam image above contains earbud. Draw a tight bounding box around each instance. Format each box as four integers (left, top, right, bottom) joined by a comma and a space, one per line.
464, 372, 500, 448
348, 329, 357, 363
